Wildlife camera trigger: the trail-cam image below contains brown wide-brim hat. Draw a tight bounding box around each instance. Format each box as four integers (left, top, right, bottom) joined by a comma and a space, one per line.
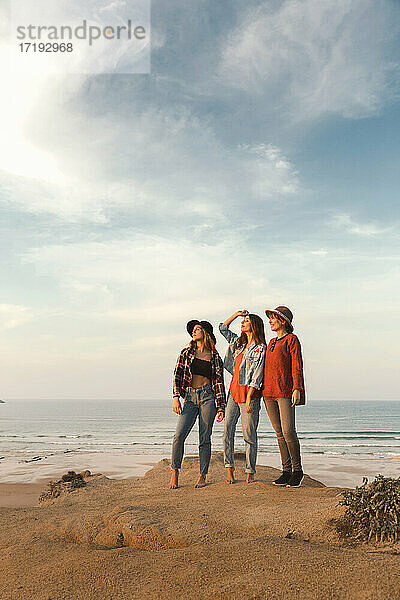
265, 306, 294, 333
187, 320, 217, 344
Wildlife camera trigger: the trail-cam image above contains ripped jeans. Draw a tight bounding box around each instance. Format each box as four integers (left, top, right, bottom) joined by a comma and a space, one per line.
171, 383, 217, 475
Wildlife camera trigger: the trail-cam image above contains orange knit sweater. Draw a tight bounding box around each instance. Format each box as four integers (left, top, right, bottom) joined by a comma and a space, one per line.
262, 334, 306, 404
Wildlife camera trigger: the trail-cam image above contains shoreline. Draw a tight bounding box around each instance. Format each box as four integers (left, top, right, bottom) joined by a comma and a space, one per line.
0, 451, 399, 508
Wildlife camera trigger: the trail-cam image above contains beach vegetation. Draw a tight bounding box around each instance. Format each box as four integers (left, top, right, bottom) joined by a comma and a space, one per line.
39, 470, 86, 502
338, 474, 400, 543
61, 471, 85, 487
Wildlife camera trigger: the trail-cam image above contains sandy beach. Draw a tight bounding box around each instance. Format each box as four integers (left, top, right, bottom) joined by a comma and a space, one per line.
0, 452, 399, 600
1, 448, 399, 489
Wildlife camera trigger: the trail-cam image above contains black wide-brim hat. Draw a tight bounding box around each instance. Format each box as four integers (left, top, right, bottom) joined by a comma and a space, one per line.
187, 320, 216, 344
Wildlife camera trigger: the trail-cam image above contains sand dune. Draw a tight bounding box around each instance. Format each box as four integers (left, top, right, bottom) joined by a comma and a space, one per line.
0, 452, 399, 600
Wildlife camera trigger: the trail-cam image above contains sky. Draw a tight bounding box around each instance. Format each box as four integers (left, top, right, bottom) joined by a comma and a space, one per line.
0, 0, 399, 401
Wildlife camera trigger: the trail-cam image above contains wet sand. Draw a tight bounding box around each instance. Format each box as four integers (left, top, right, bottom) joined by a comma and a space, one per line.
1, 449, 399, 491
0, 482, 50, 507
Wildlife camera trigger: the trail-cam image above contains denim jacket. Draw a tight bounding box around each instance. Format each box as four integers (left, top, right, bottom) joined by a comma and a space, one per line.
219, 323, 266, 390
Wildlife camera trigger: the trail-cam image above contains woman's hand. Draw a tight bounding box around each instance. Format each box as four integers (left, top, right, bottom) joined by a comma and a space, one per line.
245, 399, 252, 414
224, 309, 249, 327
291, 390, 301, 407
172, 397, 182, 414
245, 387, 255, 413
216, 410, 224, 422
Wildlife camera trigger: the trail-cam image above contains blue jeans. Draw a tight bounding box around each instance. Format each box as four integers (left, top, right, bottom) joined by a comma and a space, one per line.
223, 392, 260, 474
171, 383, 217, 475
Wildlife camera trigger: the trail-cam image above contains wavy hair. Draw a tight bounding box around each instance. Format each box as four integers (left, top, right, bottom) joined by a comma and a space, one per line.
189, 326, 216, 353
237, 314, 266, 348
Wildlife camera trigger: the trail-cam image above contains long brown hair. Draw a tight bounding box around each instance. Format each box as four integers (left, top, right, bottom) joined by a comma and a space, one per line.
189, 327, 216, 353
238, 314, 266, 348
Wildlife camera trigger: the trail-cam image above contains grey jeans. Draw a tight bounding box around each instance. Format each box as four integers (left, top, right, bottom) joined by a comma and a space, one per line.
171, 383, 217, 475
264, 397, 302, 471
223, 393, 260, 474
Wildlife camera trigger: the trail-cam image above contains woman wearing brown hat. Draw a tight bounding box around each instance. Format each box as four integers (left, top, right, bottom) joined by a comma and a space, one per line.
170, 320, 225, 489
262, 306, 305, 488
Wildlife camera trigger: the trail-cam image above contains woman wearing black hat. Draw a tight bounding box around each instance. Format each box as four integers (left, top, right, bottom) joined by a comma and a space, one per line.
170, 320, 225, 489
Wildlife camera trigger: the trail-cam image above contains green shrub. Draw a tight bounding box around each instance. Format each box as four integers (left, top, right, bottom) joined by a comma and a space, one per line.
339, 474, 400, 543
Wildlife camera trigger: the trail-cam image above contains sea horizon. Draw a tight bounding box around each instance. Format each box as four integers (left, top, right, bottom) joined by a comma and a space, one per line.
1, 399, 400, 487
2, 398, 400, 458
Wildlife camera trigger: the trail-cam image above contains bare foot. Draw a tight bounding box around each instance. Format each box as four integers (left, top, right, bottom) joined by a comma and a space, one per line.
226, 467, 236, 484
169, 469, 179, 489
246, 473, 255, 483
194, 474, 207, 488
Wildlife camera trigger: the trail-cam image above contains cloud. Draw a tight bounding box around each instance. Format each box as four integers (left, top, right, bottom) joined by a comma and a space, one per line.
1, 2, 307, 225
9, 225, 400, 400
0, 170, 109, 222
0, 103, 300, 223
0, 304, 33, 329
0, 61, 67, 185
22, 235, 276, 311
331, 213, 394, 237
218, 0, 399, 121
240, 144, 299, 197
99, 0, 127, 13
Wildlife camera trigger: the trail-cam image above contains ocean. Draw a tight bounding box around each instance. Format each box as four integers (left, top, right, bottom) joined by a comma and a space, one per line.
1, 399, 400, 462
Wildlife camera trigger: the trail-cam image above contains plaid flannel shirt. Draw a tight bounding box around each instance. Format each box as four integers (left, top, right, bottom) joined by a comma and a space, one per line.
173, 345, 226, 412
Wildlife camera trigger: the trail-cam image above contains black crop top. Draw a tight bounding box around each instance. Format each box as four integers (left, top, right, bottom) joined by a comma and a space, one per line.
191, 357, 212, 380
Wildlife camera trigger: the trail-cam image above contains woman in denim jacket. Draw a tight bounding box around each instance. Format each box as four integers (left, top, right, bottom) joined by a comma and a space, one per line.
219, 310, 266, 483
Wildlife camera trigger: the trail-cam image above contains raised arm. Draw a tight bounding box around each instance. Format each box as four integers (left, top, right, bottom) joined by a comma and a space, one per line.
223, 310, 248, 327
219, 310, 249, 343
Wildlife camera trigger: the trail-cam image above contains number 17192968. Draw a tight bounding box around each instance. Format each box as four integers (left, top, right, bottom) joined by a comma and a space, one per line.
19, 42, 73, 52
